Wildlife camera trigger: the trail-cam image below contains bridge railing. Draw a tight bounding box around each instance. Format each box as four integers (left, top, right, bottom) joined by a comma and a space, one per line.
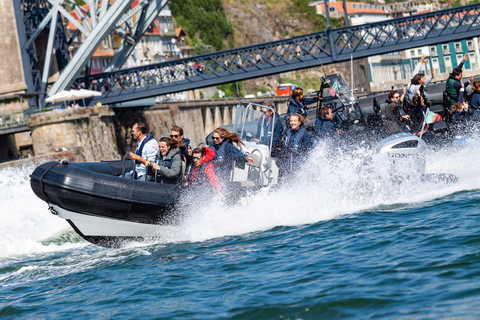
61, 3, 480, 105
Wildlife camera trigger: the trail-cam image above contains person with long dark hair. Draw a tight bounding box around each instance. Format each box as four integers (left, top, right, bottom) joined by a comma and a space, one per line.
151, 137, 183, 184
406, 54, 434, 101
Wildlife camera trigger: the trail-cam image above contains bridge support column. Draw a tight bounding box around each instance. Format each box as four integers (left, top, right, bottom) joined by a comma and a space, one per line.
213, 107, 223, 129
222, 107, 231, 126
204, 108, 214, 137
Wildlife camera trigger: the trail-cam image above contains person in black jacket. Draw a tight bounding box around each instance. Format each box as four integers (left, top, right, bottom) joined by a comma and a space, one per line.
384, 87, 409, 136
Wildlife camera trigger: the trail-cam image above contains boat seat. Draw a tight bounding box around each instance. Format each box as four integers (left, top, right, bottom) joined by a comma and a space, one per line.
236, 180, 256, 187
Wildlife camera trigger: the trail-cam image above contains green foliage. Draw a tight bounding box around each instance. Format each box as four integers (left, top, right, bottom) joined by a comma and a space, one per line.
193, 42, 216, 55
170, 0, 234, 51
212, 82, 243, 98
452, 0, 462, 6
291, 0, 343, 31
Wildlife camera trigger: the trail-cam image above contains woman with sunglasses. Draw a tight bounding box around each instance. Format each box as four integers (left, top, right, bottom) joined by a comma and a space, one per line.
151, 137, 184, 184
209, 127, 255, 185
170, 126, 192, 163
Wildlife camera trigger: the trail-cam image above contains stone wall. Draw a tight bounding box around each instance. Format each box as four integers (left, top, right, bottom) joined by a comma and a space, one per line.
29, 106, 119, 162
0, 0, 26, 96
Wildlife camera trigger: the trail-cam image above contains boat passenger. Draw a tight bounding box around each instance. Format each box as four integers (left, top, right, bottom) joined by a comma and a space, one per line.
408, 94, 427, 136
209, 128, 255, 185
252, 100, 283, 146
446, 53, 473, 108
470, 80, 480, 118
125, 122, 158, 181
286, 87, 318, 121
151, 137, 184, 184
314, 106, 341, 139
450, 101, 469, 136
171, 126, 192, 163
406, 54, 434, 101
187, 147, 224, 198
278, 114, 313, 176
384, 87, 409, 136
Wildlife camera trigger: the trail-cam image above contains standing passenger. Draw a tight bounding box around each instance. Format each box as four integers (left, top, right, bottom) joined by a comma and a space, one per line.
252, 100, 284, 146
286, 87, 318, 120
406, 54, 434, 101
446, 53, 473, 108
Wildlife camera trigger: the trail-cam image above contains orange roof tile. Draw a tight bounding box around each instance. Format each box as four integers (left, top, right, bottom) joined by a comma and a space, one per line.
315, 1, 388, 16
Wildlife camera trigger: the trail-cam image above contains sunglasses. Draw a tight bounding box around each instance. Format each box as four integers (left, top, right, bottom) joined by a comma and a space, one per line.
212, 137, 221, 141
193, 156, 202, 160
170, 135, 179, 138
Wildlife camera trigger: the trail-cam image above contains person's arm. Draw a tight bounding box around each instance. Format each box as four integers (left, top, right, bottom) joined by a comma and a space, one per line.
457, 82, 465, 103
142, 140, 159, 167
158, 155, 182, 178
304, 97, 318, 105
227, 143, 252, 163
411, 55, 425, 80
457, 53, 468, 69
205, 163, 223, 194
400, 86, 407, 102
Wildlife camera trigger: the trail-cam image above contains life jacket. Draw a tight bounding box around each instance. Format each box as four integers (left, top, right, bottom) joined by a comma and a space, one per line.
210, 139, 230, 164
446, 77, 458, 106
155, 148, 185, 184
288, 96, 308, 118
135, 133, 153, 165
284, 125, 306, 154
186, 159, 212, 186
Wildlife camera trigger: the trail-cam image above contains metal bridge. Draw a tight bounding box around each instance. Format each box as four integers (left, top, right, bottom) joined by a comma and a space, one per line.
15, 2, 480, 106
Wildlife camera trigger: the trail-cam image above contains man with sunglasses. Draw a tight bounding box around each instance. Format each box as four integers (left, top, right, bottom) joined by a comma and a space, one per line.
384, 87, 409, 136
171, 126, 192, 163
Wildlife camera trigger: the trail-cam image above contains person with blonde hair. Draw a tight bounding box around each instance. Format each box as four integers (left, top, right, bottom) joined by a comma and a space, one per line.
209, 127, 255, 185
278, 114, 313, 176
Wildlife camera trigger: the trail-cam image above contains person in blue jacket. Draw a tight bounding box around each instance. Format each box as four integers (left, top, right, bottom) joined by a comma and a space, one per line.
209, 127, 255, 185
278, 114, 313, 177
470, 80, 480, 118
252, 100, 283, 147
315, 106, 341, 139
286, 87, 318, 120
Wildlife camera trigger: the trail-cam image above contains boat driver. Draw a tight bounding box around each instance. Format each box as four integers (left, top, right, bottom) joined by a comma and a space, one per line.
125, 122, 159, 180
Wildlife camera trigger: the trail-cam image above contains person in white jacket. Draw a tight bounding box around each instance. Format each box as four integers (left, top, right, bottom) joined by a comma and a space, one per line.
406, 54, 435, 101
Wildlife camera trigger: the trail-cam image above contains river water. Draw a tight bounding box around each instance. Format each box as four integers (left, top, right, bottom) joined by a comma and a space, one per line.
1, 141, 480, 319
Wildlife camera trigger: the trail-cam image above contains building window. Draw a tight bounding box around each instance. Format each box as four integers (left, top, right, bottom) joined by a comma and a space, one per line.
455, 42, 462, 53
445, 56, 452, 74
417, 49, 422, 55
469, 53, 476, 69
430, 46, 437, 55
467, 40, 474, 51
442, 44, 450, 54
329, 7, 335, 12
410, 50, 415, 57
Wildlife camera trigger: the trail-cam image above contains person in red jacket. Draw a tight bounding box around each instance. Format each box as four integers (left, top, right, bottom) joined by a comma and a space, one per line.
187, 147, 224, 197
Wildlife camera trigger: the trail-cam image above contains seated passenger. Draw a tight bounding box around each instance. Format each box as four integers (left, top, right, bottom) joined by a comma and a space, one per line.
171, 126, 192, 163
384, 87, 409, 136
151, 137, 183, 184
125, 122, 158, 181
252, 100, 283, 146
209, 128, 255, 185
450, 101, 469, 136
279, 114, 313, 175
314, 106, 341, 139
406, 54, 434, 101
470, 80, 480, 118
187, 147, 224, 198
446, 53, 473, 108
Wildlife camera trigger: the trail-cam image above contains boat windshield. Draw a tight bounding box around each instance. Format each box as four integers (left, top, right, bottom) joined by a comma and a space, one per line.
232, 101, 277, 149
322, 73, 358, 106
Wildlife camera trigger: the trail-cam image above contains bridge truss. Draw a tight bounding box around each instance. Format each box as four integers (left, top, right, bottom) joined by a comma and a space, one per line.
67, 3, 480, 106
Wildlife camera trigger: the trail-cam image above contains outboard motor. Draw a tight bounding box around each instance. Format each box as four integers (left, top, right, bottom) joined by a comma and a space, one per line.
376, 133, 426, 182
376, 133, 458, 184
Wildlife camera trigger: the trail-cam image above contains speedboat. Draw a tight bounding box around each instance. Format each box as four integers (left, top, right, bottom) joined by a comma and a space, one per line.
30, 102, 279, 247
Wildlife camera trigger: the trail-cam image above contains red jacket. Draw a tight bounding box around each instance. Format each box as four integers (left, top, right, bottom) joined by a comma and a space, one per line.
190, 147, 222, 193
